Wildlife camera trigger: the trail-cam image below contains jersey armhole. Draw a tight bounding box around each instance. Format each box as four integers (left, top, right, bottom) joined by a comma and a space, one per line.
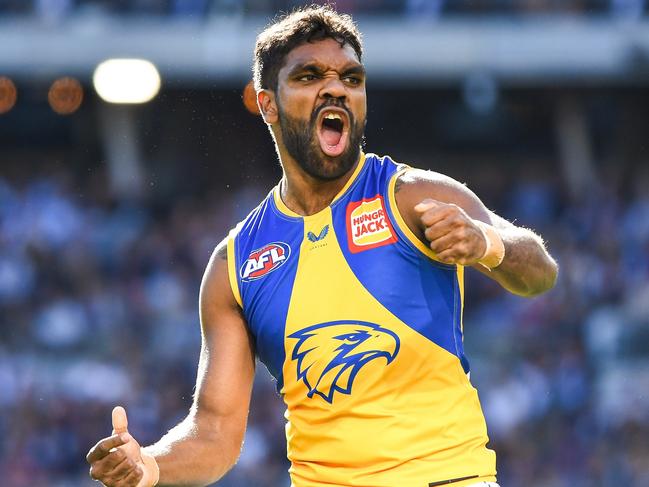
226, 231, 243, 309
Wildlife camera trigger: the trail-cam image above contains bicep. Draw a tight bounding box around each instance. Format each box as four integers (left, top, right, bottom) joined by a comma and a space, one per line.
194, 241, 255, 436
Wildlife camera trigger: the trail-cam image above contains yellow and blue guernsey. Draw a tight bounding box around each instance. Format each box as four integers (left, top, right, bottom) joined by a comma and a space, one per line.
227, 153, 497, 487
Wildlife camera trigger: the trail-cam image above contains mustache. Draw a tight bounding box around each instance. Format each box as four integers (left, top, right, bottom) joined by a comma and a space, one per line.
311, 99, 353, 125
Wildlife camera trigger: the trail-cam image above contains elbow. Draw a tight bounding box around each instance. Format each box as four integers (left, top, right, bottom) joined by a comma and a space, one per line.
203, 432, 245, 485
517, 259, 559, 298
191, 445, 241, 487
185, 415, 246, 486
222, 439, 245, 476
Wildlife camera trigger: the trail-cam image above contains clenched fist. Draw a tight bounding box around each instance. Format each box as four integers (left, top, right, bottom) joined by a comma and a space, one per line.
415, 198, 492, 266
86, 406, 159, 487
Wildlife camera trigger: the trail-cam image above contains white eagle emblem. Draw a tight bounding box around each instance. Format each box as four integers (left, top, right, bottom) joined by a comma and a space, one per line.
288, 320, 400, 403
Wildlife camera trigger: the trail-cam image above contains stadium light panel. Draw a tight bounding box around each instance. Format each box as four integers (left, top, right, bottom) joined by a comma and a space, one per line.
93, 59, 161, 104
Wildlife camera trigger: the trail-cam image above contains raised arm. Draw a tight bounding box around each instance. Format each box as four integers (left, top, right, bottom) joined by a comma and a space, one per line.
87, 238, 256, 487
394, 168, 558, 297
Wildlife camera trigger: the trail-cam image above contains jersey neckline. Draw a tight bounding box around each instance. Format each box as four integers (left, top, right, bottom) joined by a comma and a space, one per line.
272, 152, 367, 220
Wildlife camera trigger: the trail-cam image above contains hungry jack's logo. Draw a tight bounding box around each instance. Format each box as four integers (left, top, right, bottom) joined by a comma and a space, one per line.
346, 195, 397, 253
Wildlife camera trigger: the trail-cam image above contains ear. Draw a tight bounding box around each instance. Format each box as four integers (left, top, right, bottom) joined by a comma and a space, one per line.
258, 89, 278, 124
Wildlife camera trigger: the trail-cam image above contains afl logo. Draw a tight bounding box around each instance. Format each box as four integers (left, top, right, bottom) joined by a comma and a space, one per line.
240, 242, 291, 281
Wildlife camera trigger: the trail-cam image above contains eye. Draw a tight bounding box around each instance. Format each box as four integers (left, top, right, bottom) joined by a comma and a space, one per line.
298, 74, 318, 82
335, 333, 356, 342
343, 76, 362, 85
334, 331, 366, 343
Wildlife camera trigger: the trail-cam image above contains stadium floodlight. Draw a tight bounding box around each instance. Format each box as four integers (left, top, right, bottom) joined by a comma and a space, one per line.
48, 77, 84, 115
93, 59, 161, 104
0, 77, 17, 114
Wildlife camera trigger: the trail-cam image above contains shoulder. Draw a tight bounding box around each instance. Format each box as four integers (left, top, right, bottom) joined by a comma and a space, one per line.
214, 237, 228, 261
200, 235, 240, 314
394, 168, 485, 214
394, 168, 463, 193
201, 237, 230, 296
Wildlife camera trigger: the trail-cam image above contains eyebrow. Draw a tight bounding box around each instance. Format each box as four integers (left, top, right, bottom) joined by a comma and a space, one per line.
288, 63, 322, 77
341, 65, 366, 77
288, 62, 366, 78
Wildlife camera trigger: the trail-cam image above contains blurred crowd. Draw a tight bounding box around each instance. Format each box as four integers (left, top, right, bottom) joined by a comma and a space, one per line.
0, 163, 288, 486
0, 0, 647, 20
464, 163, 649, 486
0, 150, 648, 486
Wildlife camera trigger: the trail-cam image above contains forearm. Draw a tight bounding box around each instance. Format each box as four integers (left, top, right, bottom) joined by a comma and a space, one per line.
487, 223, 558, 297
143, 409, 244, 487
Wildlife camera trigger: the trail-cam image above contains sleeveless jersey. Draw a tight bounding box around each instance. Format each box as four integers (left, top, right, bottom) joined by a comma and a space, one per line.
227, 153, 497, 487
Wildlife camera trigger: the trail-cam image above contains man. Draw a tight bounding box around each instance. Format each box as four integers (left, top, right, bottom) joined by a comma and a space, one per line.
87, 6, 558, 487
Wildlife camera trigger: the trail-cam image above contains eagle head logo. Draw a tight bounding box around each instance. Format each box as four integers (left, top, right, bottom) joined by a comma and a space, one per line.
288, 320, 400, 403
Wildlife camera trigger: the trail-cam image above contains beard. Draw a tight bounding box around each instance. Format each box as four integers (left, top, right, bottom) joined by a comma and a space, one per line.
277, 99, 365, 181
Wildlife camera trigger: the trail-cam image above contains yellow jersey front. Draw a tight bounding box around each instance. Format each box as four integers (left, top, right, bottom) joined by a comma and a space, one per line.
227, 153, 497, 487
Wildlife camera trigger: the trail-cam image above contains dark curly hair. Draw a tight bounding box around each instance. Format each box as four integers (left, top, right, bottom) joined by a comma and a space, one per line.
253, 4, 363, 92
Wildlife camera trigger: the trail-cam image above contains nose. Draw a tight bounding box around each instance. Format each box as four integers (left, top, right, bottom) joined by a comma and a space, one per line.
319, 76, 347, 103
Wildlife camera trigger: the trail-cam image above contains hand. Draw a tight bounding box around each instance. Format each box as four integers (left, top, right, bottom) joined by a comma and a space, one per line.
86, 406, 159, 487
414, 198, 487, 266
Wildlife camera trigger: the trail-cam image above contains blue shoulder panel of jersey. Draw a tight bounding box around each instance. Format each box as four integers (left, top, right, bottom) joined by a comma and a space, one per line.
332, 153, 469, 372
232, 193, 303, 390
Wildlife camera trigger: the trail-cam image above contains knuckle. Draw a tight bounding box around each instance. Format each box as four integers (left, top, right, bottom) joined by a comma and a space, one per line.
90, 466, 109, 483
445, 250, 459, 261
93, 464, 108, 479
428, 237, 444, 251
112, 464, 131, 480
452, 215, 466, 228
125, 467, 144, 486
455, 227, 467, 240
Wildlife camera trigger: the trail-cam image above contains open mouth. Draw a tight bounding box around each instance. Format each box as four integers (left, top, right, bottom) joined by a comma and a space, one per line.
317, 108, 350, 157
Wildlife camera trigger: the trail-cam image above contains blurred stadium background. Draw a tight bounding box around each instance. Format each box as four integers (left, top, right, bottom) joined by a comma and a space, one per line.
2, 1, 649, 486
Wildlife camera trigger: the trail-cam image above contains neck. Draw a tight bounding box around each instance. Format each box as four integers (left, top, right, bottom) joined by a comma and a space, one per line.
278, 150, 362, 216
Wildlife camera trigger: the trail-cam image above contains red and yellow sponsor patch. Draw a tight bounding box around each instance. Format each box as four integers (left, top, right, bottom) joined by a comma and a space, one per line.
346, 195, 397, 253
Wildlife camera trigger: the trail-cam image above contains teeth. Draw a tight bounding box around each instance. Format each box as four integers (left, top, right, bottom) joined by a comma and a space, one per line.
324, 113, 342, 121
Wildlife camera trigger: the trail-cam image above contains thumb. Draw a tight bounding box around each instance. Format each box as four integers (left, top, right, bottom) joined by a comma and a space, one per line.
112, 405, 129, 435
414, 198, 444, 213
